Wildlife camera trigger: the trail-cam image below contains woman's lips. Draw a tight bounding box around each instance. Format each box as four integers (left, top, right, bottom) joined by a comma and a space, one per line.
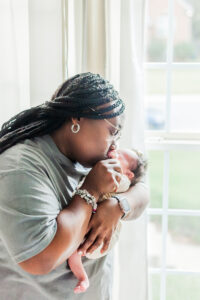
107, 149, 118, 159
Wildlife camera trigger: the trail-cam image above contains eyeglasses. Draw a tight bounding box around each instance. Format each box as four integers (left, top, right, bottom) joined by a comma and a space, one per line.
88, 106, 122, 141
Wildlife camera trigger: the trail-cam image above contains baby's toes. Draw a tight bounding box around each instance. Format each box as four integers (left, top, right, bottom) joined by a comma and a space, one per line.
74, 279, 89, 294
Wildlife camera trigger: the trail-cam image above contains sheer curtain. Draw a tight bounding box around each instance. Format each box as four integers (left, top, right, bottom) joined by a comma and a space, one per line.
64, 1, 148, 299
0, 0, 30, 127
0, 0, 148, 299
0, 0, 63, 128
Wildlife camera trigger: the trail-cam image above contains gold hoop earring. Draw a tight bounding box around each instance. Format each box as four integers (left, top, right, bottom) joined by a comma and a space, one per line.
71, 123, 80, 133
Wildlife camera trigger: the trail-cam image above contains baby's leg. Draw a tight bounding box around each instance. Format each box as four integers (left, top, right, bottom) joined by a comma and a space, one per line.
67, 250, 89, 294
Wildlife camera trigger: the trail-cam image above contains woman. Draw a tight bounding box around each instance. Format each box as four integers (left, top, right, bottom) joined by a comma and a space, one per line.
0, 72, 149, 300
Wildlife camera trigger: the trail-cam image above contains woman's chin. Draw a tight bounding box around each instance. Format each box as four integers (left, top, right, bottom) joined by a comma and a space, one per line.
79, 151, 114, 168
79, 160, 94, 168
81, 156, 105, 168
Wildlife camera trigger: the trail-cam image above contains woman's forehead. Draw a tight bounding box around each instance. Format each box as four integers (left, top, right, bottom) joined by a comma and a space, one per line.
94, 102, 125, 128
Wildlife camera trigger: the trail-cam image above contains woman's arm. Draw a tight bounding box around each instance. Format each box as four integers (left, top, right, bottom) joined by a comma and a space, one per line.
19, 182, 100, 275
18, 180, 149, 275
76, 180, 150, 255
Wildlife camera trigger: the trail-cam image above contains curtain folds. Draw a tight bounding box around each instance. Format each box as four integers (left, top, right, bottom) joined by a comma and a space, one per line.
0, 0, 30, 127
0, 0, 63, 124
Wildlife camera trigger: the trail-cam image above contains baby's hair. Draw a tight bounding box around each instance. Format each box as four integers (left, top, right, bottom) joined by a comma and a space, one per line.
0, 72, 125, 154
129, 148, 148, 186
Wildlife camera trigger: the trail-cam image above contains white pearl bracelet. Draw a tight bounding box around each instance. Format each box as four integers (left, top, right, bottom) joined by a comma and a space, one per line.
74, 188, 98, 213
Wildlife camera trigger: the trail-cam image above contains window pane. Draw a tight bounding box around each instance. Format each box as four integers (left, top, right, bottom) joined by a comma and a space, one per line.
148, 273, 160, 300
145, 69, 166, 130
171, 68, 200, 132
169, 151, 200, 210
147, 151, 164, 208
146, 0, 168, 62
173, 1, 200, 62
167, 216, 200, 271
166, 274, 200, 300
148, 215, 162, 268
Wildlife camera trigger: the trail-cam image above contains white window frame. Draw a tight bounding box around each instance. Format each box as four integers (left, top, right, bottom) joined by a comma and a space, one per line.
144, 1, 200, 300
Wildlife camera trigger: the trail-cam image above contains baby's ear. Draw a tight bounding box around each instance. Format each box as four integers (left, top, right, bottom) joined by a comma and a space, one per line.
127, 170, 134, 179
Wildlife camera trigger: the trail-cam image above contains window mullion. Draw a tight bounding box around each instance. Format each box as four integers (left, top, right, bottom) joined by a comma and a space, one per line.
160, 0, 175, 299
149, 268, 200, 276
160, 151, 170, 300
147, 208, 200, 217
165, 0, 174, 132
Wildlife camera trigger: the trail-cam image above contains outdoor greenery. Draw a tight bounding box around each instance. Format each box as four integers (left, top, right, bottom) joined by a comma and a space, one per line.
147, 1, 200, 299
148, 39, 200, 62
174, 42, 197, 61
147, 38, 166, 62
150, 274, 200, 300
147, 150, 200, 244
147, 0, 200, 63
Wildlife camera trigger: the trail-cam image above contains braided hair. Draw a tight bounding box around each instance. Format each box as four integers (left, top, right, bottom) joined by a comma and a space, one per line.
0, 72, 125, 154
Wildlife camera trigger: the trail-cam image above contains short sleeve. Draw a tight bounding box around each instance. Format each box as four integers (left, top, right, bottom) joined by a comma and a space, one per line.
0, 170, 61, 263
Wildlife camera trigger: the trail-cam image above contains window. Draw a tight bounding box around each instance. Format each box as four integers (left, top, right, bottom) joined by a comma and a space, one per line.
145, 1, 200, 300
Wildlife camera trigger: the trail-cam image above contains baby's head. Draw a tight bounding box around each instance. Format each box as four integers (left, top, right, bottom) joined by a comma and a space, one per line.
108, 148, 147, 186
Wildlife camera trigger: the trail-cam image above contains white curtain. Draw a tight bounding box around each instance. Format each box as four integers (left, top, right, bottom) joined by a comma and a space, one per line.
65, 1, 148, 299
0, 0, 148, 299
0, 0, 30, 127
0, 0, 63, 127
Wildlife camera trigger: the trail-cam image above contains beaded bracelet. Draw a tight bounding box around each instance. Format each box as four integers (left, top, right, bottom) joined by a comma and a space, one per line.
74, 188, 98, 213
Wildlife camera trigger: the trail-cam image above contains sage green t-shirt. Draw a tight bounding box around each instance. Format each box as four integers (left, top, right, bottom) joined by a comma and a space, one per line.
0, 134, 114, 300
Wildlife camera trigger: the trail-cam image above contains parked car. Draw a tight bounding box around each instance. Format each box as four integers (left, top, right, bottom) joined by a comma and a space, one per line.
146, 107, 165, 130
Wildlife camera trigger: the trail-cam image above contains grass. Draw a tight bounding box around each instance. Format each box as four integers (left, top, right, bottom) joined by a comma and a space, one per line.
147, 151, 163, 208
149, 274, 160, 300
166, 275, 200, 300
147, 150, 200, 244
149, 274, 200, 300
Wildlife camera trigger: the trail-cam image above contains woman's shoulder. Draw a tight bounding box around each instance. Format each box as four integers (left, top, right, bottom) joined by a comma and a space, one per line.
0, 137, 51, 177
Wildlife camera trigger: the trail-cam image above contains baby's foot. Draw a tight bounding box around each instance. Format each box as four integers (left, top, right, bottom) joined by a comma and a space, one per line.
74, 277, 89, 294
67, 250, 90, 294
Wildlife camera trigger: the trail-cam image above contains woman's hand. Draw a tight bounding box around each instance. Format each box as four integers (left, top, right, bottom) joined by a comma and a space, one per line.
82, 158, 122, 198
77, 198, 123, 255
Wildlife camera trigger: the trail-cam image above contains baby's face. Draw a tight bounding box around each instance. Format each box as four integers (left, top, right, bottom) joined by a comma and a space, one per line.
107, 148, 139, 180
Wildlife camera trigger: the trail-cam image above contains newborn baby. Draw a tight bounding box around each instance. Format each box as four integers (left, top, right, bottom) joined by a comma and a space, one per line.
68, 147, 147, 294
